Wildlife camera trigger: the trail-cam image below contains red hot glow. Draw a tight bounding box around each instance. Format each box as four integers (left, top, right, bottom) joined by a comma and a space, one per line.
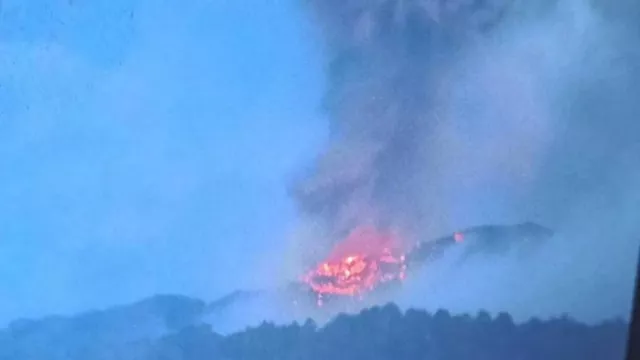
302, 226, 407, 304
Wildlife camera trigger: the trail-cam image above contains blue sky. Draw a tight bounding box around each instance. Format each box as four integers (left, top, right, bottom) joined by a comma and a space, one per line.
0, 0, 327, 323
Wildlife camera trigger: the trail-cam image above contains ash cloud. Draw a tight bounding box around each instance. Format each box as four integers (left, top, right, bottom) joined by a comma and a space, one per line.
291, 0, 640, 321
292, 0, 515, 247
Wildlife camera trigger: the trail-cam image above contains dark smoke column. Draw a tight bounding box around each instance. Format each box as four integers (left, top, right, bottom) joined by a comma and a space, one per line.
292, 0, 511, 245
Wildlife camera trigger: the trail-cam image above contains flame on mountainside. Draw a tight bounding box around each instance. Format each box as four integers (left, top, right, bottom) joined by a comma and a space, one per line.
302, 226, 407, 305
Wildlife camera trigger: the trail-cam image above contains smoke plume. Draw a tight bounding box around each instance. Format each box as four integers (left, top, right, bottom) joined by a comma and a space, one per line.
289, 0, 640, 321
293, 0, 639, 240
292, 0, 515, 246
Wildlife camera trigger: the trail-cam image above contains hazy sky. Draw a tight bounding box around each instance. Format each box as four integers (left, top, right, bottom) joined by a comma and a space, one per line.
1, 0, 639, 327
0, 0, 327, 323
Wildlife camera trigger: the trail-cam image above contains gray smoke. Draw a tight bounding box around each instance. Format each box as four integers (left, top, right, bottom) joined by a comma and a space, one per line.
293, 0, 515, 245
293, 0, 639, 242
288, 0, 640, 320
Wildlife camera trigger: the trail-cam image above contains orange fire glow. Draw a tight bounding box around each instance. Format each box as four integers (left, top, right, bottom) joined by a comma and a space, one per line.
302, 226, 407, 304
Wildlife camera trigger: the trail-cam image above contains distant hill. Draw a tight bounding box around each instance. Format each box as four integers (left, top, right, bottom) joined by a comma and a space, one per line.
154, 303, 630, 360
0, 223, 628, 359
0, 295, 206, 360
0, 295, 629, 360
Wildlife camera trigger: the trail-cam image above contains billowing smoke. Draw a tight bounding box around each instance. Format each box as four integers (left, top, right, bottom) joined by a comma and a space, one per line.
288, 0, 640, 321
292, 0, 514, 248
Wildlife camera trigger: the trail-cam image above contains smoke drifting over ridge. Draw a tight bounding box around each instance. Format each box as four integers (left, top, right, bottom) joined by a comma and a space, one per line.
293, 0, 514, 245
292, 0, 639, 243
286, 0, 640, 321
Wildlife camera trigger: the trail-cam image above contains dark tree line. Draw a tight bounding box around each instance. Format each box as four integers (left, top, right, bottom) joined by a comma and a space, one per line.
0, 295, 629, 360
150, 303, 629, 360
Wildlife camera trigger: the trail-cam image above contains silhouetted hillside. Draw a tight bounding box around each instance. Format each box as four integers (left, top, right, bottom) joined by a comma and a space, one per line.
0, 296, 630, 360
0, 295, 206, 360
171, 304, 628, 360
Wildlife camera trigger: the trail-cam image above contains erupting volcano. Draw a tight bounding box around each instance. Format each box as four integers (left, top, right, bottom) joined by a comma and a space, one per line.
302, 226, 407, 305
298, 222, 553, 307
292, 0, 513, 301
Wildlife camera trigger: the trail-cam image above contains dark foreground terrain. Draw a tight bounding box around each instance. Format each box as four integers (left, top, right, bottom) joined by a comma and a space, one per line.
0, 294, 629, 360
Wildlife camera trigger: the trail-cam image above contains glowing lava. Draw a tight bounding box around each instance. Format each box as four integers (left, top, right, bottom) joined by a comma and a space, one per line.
302, 226, 407, 304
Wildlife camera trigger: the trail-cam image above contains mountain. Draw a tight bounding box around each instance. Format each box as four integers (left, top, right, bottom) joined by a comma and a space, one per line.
0, 223, 628, 359
0, 294, 629, 360
152, 304, 630, 360
407, 222, 553, 266
0, 295, 206, 360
